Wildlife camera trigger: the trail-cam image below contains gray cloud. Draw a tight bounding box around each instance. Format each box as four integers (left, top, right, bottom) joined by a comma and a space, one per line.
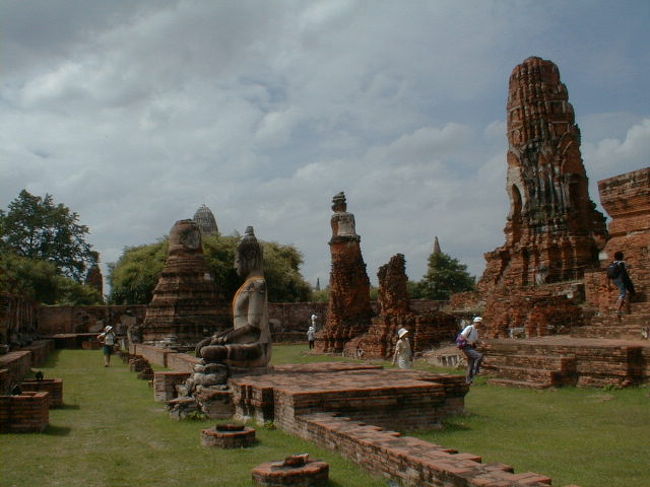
1, 1, 648, 291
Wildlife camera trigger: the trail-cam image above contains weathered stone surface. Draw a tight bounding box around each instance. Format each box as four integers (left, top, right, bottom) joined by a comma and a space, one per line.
480, 56, 606, 295
315, 193, 372, 353
142, 219, 229, 347
478, 57, 607, 337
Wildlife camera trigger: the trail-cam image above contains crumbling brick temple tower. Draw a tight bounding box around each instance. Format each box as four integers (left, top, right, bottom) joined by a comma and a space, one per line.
478, 56, 608, 337
345, 253, 456, 359
141, 219, 228, 348
315, 192, 373, 353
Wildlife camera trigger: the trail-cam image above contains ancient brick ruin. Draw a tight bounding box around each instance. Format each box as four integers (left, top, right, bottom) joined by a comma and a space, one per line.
478, 56, 607, 338
345, 254, 457, 359
579, 167, 650, 338
142, 219, 229, 347
315, 193, 373, 353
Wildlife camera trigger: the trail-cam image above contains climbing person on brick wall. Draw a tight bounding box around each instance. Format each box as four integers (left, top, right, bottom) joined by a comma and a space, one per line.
97, 325, 117, 367
607, 251, 636, 317
392, 328, 413, 369
459, 317, 484, 384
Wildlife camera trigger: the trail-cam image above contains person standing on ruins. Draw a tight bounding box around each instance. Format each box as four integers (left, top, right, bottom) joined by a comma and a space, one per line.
392, 328, 412, 369
607, 251, 635, 316
306, 324, 316, 349
98, 325, 117, 367
460, 317, 484, 384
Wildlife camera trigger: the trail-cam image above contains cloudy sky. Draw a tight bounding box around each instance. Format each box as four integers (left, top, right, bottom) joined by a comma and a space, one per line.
1, 0, 648, 292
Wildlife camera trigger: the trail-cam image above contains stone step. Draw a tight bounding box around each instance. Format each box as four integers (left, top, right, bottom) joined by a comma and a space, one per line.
487, 378, 552, 389
483, 353, 575, 372
484, 364, 563, 383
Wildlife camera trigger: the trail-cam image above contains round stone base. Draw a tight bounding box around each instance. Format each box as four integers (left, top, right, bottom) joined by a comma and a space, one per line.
200, 424, 255, 448
252, 454, 329, 487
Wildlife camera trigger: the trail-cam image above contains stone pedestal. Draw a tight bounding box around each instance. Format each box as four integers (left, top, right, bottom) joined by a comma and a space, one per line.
252, 455, 329, 487
200, 424, 255, 448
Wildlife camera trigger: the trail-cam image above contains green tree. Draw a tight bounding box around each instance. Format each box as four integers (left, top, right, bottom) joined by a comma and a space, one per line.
417, 251, 475, 300
0, 189, 96, 281
109, 234, 313, 304
0, 251, 102, 305
108, 240, 168, 305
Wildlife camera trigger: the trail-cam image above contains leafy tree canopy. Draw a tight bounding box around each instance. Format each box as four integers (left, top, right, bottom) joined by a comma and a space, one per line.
0, 251, 103, 305
109, 233, 313, 305
416, 251, 475, 300
0, 189, 96, 281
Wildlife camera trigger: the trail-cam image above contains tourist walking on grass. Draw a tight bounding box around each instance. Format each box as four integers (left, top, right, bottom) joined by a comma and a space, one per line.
98, 325, 116, 367
460, 317, 484, 384
392, 328, 412, 369
307, 325, 316, 349
607, 251, 635, 317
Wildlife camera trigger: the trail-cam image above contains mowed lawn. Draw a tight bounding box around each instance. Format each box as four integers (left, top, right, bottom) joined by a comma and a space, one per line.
2, 344, 649, 487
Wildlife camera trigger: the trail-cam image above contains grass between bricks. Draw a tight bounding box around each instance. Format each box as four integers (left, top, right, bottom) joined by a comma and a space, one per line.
2, 345, 649, 487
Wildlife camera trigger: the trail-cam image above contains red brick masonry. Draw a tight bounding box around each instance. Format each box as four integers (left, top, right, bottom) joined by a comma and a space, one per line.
0, 391, 49, 433
20, 378, 63, 408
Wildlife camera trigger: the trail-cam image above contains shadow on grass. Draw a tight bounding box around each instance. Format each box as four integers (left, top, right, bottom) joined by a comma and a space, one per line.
44, 424, 72, 436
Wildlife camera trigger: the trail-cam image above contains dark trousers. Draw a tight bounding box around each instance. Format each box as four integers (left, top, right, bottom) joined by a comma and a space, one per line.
308, 340, 315, 349
462, 346, 483, 381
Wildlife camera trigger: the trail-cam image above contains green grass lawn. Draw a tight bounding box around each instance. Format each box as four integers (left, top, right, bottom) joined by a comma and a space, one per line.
2, 345, 648, 487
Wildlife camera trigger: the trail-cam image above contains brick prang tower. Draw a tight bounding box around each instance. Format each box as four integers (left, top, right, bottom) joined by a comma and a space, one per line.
480, 56, 607, 292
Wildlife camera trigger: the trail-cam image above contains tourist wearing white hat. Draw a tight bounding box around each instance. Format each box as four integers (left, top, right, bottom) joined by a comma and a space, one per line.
392, 328, 413, 369
98, 325, 117, 367
459, 317, 484, 384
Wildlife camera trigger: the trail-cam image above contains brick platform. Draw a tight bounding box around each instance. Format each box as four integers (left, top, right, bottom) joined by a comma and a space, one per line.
20, 378, 63, 408
230, 362, 467, 431
0, 391, 50, 433
482, 336, 650, 388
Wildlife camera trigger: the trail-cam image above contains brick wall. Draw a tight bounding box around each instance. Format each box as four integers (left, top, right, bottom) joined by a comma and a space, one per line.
0, 391, 50, 433
0, 351, 32, 393
20, 378, 63, 408
293, 412, 559, 487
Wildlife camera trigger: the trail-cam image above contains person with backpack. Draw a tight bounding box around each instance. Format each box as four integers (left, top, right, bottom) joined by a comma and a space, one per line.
458, 317, 484, 385
607, 251, 635, 316
98, 325, 117, 367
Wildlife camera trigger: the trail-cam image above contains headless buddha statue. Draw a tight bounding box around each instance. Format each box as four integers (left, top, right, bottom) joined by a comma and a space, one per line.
196, 226, 271, 368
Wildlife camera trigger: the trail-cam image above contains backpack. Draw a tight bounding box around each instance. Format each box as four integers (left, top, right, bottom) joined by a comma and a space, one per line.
606, 262, 622, 279
455, 332, 468, 349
